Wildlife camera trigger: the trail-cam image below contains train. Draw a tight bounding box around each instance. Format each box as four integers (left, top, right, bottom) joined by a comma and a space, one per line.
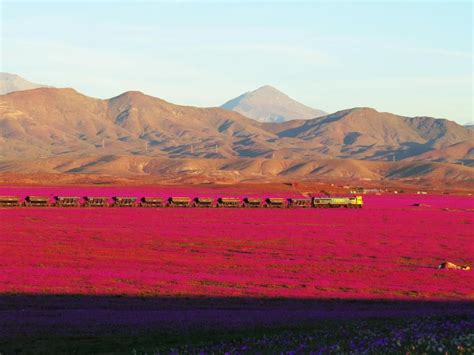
0, 195, 363, 208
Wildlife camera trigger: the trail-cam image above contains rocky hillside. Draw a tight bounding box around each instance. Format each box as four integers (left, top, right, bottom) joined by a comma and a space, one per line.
0, 87, 472, 182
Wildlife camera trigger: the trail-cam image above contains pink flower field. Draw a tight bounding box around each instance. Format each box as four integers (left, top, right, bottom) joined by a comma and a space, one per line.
1, 187, 473, 300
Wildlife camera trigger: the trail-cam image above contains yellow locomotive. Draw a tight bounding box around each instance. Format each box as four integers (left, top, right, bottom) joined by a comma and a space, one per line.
312, 196, 363, 208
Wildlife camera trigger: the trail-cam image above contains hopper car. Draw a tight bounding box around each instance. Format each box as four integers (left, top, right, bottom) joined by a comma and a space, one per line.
265, 197, 286, 208
193, 197, 214, 208
112, 197, 137, 207
0, 196, 20, 207
83, 197, 109, 207
54, 196, 80, 207
168, 197, 191, 207
217, 197, 241, 208
24, 196, 50, 207
140, 197, 164, 208
243, 198, 262, 208
288, 198, 312, 208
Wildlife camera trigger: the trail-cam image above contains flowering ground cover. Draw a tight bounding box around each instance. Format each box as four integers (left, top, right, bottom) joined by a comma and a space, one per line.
153, 316, 474, 354
1, 312, 472, 353
0, 187, 472, 351
1, 189, 472, 299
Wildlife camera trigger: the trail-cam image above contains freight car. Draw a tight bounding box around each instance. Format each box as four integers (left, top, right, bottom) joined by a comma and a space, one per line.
140, 197, 164, 208
24, 196, 50, 207
217, 197, 241, 208
287, 198, 312, 208
54, 196, 80, 207
112, 197, 137, 207
312, 196, 363, 208
243, 198, 262, 208
265, 197, 286, 208
0, 196, 20, 207
168, 197, 191, 207
83, 197, 109, 207
193, 197, 213, 208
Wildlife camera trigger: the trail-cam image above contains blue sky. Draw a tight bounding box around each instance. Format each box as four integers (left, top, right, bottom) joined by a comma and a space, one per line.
1, 1, 472, 123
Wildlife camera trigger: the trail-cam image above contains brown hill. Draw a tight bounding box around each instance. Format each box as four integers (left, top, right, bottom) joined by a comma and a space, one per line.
0, 154, 472, 187
407, 140, 474, 166
0, 88, 279, 160
1, 88, 471, 162
0, 88, 473, 184
272, 108, 473, 160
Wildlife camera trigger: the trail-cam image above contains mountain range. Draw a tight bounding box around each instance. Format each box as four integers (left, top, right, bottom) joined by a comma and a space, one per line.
0, 74, 472, 184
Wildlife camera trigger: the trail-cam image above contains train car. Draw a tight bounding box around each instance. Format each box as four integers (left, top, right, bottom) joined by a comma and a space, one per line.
287, 198, 312, 208
193, 197, 214, 208
24, 196, 50, 207
168, 197, 191, 207
112, 197, 138, 207
312, 196, 363, 208
217, 197, 241, 208
140, 197, 164, 208
265, 198, 286, 208
83, 197, 109, 207
243, 197, 262, 208
54, 196, 80, 207
0, 196, 20, 207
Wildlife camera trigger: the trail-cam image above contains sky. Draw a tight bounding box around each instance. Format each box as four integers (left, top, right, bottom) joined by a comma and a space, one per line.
0, 1, 472, 124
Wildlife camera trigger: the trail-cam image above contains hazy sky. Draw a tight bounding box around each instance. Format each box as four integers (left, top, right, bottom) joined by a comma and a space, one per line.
1, 1, 472, 124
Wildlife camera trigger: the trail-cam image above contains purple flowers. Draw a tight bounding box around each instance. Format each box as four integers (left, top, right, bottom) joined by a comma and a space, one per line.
150, 316, 473, 354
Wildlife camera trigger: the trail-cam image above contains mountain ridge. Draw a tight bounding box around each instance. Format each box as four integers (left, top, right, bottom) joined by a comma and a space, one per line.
0, 154, 472, 185
0, 87, 472, 183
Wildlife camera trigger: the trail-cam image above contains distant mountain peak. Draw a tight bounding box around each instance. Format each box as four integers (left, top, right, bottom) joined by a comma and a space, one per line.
221, 85, 326, 123
254, 85, 280, 92
0, 72, 50, 95
259, 84, 276, 89
248, 85, 292, 101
